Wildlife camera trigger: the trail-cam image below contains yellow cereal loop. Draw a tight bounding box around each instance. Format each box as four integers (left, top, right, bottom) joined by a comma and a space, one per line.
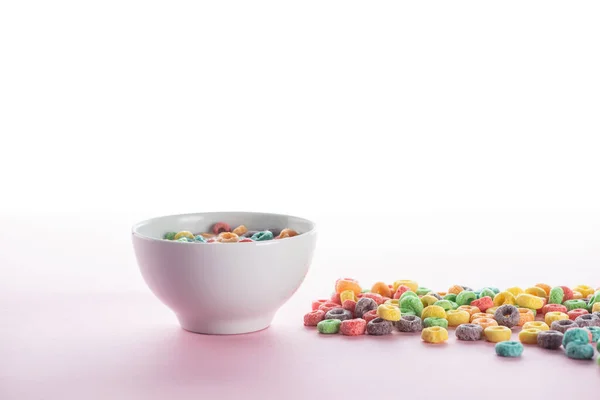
545, 311, 569, 326
486, 306, 499, 315
519, 328, 542, 344
173, 231, 195, 240
421, 326, 449, 343
484, 326, 512, 343
506, 287, 524, 297
340, 290, 356, 303
593, 303, 600, 313
447, 310, 470, 327
420, 295, 439, 308
493, 291, 516, 306
377, 304, 401, 321
457, 305, 481, 316
573, 285, 594, 298
572, 291, 583, 299
384, 299, 400, 307
448, 285, 464, 295
516, 294, 544, 310
525, 287, 547, 298
393, 280, 418, 293
522, 321, 549, 331
421, 305, 447, 320
232, 225, 248, 236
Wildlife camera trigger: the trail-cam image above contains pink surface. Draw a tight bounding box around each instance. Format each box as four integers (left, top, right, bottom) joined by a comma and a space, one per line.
1, 292, 598, 399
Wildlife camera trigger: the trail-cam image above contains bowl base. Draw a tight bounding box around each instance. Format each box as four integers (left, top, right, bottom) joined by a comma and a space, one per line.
176, 313, 274, 335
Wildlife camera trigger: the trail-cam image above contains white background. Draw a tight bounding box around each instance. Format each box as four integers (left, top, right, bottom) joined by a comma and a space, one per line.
1, 1, 599, 295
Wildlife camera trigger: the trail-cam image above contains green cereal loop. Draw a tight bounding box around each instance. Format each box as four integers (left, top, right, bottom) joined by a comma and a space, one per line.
317, 319, 342, 334
193, 235, 207, 243
473, 291, 481, 298
587, 291, 600, 311
479, 288, 496, 299
495, 341, 524, 357
163, 232, 177, 240
400, 296, 424, 318
416, 287, 431, 296
549, 287, 564, 304
251, 231, 274, 241
564, 299, 587, 311
423, 317, 448, 329
361, 289, 371, 293
488, 287, 500, 294
444, 294, 457, 302
587, 326, 600, 342
400, 291, 419, 301
456, 291, 477, 306
434, 300, 453, 312
450, 301, 459, 310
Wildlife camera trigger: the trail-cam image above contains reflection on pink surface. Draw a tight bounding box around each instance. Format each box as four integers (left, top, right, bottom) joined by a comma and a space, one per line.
1, 292, 598, 400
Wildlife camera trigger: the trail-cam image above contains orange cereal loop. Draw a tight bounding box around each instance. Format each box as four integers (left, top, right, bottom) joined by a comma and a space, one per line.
448, 285, 464, 295
232, 225, 248, 236
277, 228, 299, 239
472, 317, 498, 330
470, 312, 489, 322
335, 278, 362, 296
517, 308, 535, 326
457, 305, 481, 316
393, 280, 418, 293
525, 287, 547, 298
199, 232, 216, 239
535, 283, 552, 296
572, 291, 583, 300
437, 292, 447, 297
371, 281, 392, 298
217, 232, 239, 243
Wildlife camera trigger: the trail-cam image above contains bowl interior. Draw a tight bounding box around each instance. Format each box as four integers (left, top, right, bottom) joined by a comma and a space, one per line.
133, 211, 315, 240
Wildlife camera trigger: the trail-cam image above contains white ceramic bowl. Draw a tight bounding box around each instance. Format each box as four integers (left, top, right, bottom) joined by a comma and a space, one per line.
132, 212, 317, 334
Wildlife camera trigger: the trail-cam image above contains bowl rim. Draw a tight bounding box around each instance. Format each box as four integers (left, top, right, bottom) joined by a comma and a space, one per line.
131, 211, 317, 245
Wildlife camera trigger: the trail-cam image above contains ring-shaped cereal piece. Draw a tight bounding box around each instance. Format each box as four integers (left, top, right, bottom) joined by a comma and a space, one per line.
318, 301, 341, 313
567, 308, 588, 320
251, 231, 274, 241
324, 308, 353, 321
478, 288, 496, 299
393, 280, 418, 293
416, 287, 431, 296
495, 341, 524, 357
448, 285, 464, 295
486, 306, 499, 315
400, 295, 424, 317
303, 310, 325, 326
575, 314, 600, 328
340, 319, 367, 336
394, 315, 423, 332
548, 287, 564, 304
421, 305, 447, 320
541, 304, 567, 315
517, 308, 535, 326
573, 285, 595, 298
519, 328, 542, 344
393, 285, 411, 299
355, 297, 378, 319
426, 292, 442, 300
470, 312, 489, 322
421, 326, 449, 343
593, 303, 600, 313
516, 294, 544, 310
506, 287, 524, 297
493, 291, 516, 306
484, 326, 512, 343
276, 228, 298, 239
340, 290, 356, 303
317, 319, 342, 334
232, 225, 248, 236
335, 278, 362, 296
563, 327, 591, 347
472, 317, 498, 330
572, 291, 583, 300
384, 299, 400, 307
494, 305, 520, 328
371, 281, 392, 298
559, 286, 574, 301
550, 319, 578, 333
471, 296, 494, 312
433, 300, 453, 312
342, 299, 356, 314
457, 305, 481, 316
173, 231, 194, 240
537, 330, 564, 349
361, 292, 384, 305
447, 310, 471, 327
443, 293, 458, 302
522, 321, 549, 331
565, 342, 594, 359
586, 326, 600, 342
423, 317, 448, 329
535, 283, 552, 296
377, 304, 401, 321
362, 309, 379, 323
400, 291, 419, 300
525, 287, 547, 298
366, 318, 394, 336
544, 311, 569, 326
455, 323, 484, 341
456, 291, 477, 306
564, 300, 588, 312
420, 295, 439, 308
211, 222, 231, 235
